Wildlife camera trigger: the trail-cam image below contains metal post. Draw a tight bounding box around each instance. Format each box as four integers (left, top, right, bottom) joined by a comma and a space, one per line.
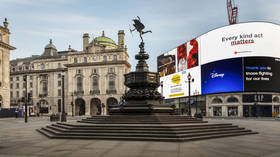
61, 75, 67, 122
71, 93, 74, 117
188, 79, 191, 116
24, 75, 28, 123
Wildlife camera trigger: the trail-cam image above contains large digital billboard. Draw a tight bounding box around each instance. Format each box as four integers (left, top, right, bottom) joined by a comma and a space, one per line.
243, 57, 280, 92
201, 58, 243, 94
160, 66, 201, 99
158, 22, 280, 98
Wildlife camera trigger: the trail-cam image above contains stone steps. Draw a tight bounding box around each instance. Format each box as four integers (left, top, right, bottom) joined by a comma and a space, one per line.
37, 127, 257, 142
37, 115, 258, 142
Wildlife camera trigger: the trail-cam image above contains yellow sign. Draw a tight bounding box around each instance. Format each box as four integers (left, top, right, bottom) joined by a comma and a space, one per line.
169, 93, 184, 97
171, 74, 181, 84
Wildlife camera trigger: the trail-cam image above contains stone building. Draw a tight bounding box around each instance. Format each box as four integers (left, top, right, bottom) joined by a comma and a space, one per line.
10, 30, 130, 116
0, 18, 16, 108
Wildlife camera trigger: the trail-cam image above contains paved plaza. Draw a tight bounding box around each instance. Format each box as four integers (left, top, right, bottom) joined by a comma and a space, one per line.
0, 117, 279, 157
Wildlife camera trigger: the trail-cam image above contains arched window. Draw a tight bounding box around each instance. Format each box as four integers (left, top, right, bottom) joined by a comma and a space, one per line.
211, 97, 223, 104
93, 76, 99, 90
109, 75, 115, 90
273, 96, 280, 103
227, 96, 238, 103
77, 77, 83, 92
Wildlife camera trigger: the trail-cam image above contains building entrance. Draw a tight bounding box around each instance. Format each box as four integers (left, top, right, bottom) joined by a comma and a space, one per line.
243, 105, 272, 117
75, 98, 85, 116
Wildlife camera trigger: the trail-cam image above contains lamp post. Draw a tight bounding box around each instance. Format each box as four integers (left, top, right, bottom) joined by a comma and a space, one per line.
71, 92, 74, 117
187, 73, 194, 116
23, 75, 28, 123
61, 74, 67, 122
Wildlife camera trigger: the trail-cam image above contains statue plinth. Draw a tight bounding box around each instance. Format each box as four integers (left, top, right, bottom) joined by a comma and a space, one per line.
108, 42, 175, 115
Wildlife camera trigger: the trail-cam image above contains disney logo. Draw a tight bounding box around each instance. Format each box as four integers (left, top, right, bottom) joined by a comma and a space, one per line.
210, 73, 224, 78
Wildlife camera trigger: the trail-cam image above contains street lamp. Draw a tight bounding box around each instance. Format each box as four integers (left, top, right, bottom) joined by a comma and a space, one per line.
187, 73, 194, 116
23, 75, 28, 123
71, 92, 74, 117
61, 74, 67, 122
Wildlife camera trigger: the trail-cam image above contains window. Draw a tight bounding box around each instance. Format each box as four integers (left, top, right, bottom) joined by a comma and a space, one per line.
93, 56, 97, 61
77, 77, 83, 92
41, 63, 45, 69
103, 56, 107, 61
227, 97, 238, 103
10, 83, 13, 89
74, 58, 78, 63
0, 34, 2, 41
58, 63, 62, 68
10, 92, 13, 98
57, 73, 61, 79
211, 97, 223, 104
23, 82, 26, 88
10, 77, 13, 81
213, 107, 222, 116
19, 67, 22, 71
109, 67, 115, 73
93, 76, 99, 90
228, 106, 238, 117
273, 97, 280, 103
58, 80, 61, 87
22, 91, 26, 97
30, 82, 33, 88
76, 69, 82, 74
42, 81, 48, 94
109, 75, 115, 90
25, 66, 29, 70
113, 55, 117, 61
84, 57, 87, 63
16, 83, 19, 89
92, 68, 97, 74
16, 77, 19, 81
58, 89, 61, 96
16, 91, 19, 98
29, 76, 33, 80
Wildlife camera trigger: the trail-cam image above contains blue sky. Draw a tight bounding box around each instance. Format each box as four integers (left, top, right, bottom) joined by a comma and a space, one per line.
1, 0, 280, 71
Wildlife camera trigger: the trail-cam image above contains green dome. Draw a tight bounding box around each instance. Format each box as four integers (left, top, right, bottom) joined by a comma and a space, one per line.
93, 31, 116, 46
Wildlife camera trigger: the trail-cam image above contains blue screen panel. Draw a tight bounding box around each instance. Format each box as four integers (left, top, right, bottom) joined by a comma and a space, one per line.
201, 58, 243, 94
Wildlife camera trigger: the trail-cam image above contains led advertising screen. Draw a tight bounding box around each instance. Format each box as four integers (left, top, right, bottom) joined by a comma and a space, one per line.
201, 58, 243, 94
243, 57, 280, 92
158, 49, 176, 77
160, 66, 201, 99
177, 38, 200, 72
200, 22, 280, 64
158, 22, 280, 98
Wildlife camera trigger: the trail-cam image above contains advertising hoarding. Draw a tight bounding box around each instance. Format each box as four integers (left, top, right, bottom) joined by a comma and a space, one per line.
158, 49, 176, 77
200, 22, 280, 64
158, 22, 280, 98
201, 58, 243, 94
160, 66, 201, 99
243, 57, 280, 92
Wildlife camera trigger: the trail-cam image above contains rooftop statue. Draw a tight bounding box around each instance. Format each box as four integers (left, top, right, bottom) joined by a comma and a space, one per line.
130, 16, 152, 43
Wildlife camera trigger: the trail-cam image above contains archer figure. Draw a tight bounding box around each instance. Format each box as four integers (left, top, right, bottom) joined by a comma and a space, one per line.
130, 16, 152, 42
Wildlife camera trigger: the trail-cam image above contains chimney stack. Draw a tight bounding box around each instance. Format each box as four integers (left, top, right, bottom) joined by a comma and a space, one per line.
118, 30, 125, 49
83, 33, 89, 51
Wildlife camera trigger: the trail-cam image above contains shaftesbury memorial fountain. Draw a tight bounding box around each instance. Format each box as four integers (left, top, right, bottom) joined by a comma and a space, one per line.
108, 16, 175, 115
37, 17, 257, 141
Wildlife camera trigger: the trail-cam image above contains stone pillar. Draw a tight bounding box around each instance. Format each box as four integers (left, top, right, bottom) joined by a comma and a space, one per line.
83, 33, 89, 51
118, 30, 125, 49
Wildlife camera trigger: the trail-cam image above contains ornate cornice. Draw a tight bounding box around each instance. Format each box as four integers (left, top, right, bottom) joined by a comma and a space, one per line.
65, 60, 131, 68
0, 41, 16, 50
10, 68, 67, 75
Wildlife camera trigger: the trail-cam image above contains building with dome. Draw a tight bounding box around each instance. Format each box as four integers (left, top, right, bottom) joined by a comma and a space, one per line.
10, 30, 130, 116
0, 18, 16, 109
